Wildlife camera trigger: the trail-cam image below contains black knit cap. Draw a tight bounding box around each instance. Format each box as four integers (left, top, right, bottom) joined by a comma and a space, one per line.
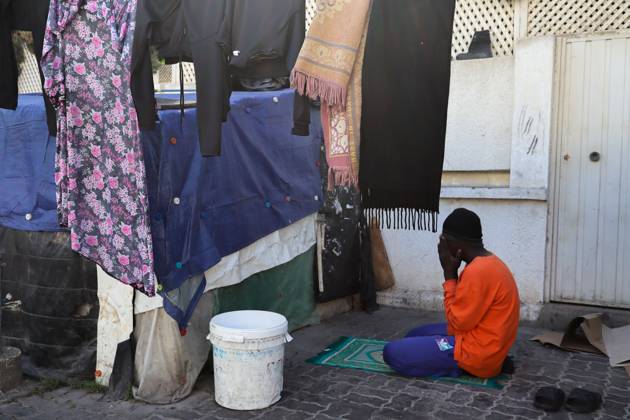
442, 208, 483, 242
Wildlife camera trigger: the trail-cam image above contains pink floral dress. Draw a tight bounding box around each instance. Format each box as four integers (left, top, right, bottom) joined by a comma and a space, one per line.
41, 0, 155, 295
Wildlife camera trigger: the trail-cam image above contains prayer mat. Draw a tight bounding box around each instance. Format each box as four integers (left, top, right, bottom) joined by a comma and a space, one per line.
307, 336, 508, 390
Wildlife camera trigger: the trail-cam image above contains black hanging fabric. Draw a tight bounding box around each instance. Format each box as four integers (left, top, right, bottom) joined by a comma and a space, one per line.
131, 0, 232, 157
358, 214, 379, 313
359, 0, 456, 231
315, 187, 362, 303
0, 0, 56, 136
0, 0, 18, 113
226, 0, 311, 136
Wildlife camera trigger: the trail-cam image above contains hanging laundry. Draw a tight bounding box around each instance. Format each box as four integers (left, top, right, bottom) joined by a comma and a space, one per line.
131, 0, 310, 158
359, 0, 456, 231
227, 0, 311, 137
131, 0, 231, 157
291, 0, 372, 188
0, 0, 56, 136
41, 0, 156, 295
227, 0, 305, 88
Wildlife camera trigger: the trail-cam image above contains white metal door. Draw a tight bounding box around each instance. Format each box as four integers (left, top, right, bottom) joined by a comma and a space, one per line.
552, 33, 630, 308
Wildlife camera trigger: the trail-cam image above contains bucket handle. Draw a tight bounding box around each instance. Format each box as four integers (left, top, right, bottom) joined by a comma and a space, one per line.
285, 333, 293, 343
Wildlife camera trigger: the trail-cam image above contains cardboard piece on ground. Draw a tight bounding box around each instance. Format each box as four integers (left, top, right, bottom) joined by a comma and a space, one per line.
601, 324, 630, 367
531, 313, 605, 354
580, 313, 607, 354
532, 313, 630, 378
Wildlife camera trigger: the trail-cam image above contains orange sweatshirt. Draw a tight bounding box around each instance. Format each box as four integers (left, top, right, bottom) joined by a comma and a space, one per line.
443, 255, 520, 378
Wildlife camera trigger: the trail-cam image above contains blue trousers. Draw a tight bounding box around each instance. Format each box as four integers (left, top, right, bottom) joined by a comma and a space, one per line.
383, 323, 461, 378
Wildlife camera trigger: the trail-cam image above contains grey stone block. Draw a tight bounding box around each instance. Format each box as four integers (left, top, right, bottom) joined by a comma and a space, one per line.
0, 346, 22, 392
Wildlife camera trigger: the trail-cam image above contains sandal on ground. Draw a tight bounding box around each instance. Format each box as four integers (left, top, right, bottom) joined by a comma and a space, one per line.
533, 386, 565, 412
565, 388, 602, 414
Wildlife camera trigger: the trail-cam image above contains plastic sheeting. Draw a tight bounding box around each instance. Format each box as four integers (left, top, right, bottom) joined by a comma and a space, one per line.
134, 214, 316, 314
95, 268, 133, 386
213, 246, 317, 331
133, 291, 215, 404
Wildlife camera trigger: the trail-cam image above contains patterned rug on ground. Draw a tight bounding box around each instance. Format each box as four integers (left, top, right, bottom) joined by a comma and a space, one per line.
307, 336, 509, 390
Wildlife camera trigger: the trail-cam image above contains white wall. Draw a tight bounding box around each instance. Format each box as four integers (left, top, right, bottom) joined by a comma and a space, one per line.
510, 37, 556, 189
378, 199, 546, 321
381, 38, 558, 321
444, 56, 514, 171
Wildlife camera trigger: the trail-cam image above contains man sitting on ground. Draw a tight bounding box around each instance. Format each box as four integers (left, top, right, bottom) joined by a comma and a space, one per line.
383, 208, 520, 378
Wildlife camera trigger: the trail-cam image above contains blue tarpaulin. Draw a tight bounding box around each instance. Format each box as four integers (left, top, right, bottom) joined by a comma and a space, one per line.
144, 90, 322, 327
0, 90, 322, 328
0, 94, 59, 231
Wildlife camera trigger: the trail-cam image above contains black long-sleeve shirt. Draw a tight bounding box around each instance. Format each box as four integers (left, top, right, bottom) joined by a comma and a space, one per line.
131, 0, 310, 157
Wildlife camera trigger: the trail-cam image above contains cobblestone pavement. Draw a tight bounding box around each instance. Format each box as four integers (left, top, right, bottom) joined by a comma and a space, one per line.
1, 307, 629, 419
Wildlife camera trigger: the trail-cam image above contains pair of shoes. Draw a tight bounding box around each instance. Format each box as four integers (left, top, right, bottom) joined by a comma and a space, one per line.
534, 387, 602, 413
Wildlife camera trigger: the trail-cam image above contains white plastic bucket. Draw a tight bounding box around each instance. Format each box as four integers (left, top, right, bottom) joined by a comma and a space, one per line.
207, 310, 293, 410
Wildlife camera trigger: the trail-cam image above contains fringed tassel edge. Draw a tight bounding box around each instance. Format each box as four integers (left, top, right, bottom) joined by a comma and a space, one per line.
291, 70, 347, 109
364, 208, 438, 232
327, 167, 358, 191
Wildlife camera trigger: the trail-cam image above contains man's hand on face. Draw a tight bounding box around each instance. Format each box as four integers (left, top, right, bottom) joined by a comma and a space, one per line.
438, 235, 462, 281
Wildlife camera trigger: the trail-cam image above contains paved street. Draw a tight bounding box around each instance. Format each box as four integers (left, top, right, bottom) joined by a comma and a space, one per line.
1, 307, 629, 419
